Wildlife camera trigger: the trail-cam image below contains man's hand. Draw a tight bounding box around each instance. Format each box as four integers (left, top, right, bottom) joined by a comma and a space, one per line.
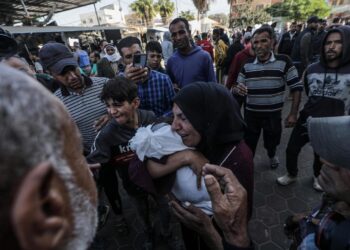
203, 164, 250, 247
93, 114, 110, 131
285, 113, 297, 128
232, 83, 248, 96
170, 200, 223, 250
124, 64, 148, 83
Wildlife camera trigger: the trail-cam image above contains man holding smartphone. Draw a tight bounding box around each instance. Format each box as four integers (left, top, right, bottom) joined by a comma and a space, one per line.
117, 36, 175, 117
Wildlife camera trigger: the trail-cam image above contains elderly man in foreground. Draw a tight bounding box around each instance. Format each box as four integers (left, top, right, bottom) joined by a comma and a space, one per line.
0, 64, 97, 250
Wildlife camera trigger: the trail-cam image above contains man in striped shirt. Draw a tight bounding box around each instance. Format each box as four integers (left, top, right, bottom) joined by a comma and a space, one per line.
39, 42, 108, 155
234, 26, 303, 168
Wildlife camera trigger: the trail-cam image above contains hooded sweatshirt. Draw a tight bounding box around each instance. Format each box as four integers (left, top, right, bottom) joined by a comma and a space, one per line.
166, 45, 216, 88
300, 26, 350, 120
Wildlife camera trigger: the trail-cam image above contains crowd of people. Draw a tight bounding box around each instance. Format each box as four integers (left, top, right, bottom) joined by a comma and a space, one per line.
1, 14, 350, 250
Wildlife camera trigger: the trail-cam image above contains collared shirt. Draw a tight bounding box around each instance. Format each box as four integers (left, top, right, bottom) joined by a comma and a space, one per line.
137, 70, 175, 117
237, 53, 303, 113
54, 76, 108, 153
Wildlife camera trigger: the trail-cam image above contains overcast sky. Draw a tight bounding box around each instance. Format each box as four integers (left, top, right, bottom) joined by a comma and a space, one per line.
53, 0, 230, 26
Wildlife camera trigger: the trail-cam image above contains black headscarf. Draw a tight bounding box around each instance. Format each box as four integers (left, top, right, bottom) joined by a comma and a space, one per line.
173, 82, 245, 161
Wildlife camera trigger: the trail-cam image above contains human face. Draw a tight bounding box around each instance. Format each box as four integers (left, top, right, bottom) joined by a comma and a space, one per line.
121, 44, 142, 65
53, 66, 84, 91
105, 46, 116, 55
212, 32, 219, 42
318, 159, 350, 204
147, 51, 162, 69
100, 41, 108, 51
324, 32, 342, 63
309, 22, 318, 30
89, 52, 97, 63
252, 31, 273, 61
290, 24, 297, 33
171, 103, 201, 147
105, 98, 139, 127
169, 21, 191, 50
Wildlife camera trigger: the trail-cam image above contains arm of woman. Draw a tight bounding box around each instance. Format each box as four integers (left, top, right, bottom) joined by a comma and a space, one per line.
147, 149, 208, 188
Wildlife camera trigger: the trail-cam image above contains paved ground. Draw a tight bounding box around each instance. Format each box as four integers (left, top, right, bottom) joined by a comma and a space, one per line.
89, 95, 323, 250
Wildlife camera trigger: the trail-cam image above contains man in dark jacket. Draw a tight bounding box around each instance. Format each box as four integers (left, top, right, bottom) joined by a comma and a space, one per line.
222, 32, 244, 78
312, 19, 327, 61
291, 16, 319, 76
277, 25, 350, 190
278, 22, 298, 57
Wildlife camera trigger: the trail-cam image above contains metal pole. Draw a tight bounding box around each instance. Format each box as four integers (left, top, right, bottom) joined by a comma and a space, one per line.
20, 0, 29, 16
176, 0, 179, 17
93, 3, 101, 26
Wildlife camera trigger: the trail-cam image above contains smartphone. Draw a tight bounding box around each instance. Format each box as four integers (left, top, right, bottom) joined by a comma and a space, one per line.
133, 53, 147, 68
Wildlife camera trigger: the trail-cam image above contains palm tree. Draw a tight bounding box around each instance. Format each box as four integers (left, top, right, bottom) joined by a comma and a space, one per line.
192, 0, 213, 20
155, 0, 175, 24
130, 0, 157, 27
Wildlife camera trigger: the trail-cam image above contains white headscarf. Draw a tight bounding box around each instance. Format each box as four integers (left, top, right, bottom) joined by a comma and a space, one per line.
103, 44, 121, 62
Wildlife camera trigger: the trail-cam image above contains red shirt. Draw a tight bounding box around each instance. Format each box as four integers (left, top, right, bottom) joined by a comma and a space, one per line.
197, 39, 214, 60
226, 45, 255, 89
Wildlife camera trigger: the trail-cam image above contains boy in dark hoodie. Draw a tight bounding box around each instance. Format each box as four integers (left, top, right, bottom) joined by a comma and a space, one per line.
277, 26, 350, 190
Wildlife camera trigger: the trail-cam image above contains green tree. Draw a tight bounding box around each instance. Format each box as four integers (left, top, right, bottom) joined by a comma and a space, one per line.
130, 0, 157, 27
208, 13, 229, 26
230, 0, 271, 28
179, 10, 196, 21
155, 0, 175, 24
265, 0, 331, 22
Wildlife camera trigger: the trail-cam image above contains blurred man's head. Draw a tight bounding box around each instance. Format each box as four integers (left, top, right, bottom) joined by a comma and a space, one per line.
201, 32, 208, 40
39, 42, 84, 92
212, 29, 221, 42
117, 36, 142, 65
169, 17, 192, 52
309, 116, 350, 204
146, 41, 163, 70
99, 40, 108, 52
1, 56, 36, 78
0, 64, 97, 250
290, 22, 297, 33
318, 19, 327, 32
307, 16, 319, 30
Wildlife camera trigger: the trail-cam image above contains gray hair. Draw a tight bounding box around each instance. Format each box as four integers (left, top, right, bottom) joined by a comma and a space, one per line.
0, 64, 96, 248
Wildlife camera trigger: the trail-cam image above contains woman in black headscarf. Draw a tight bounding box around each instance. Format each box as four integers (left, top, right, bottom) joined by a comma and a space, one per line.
145, 82, 254, 250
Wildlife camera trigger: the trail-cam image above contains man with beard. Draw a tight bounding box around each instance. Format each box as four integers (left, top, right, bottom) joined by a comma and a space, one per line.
166, 17, 216, 88
39, 42, 108, 155
277, 26, 350, 190
0, 64, 98, 250
234, 26, 303, 169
